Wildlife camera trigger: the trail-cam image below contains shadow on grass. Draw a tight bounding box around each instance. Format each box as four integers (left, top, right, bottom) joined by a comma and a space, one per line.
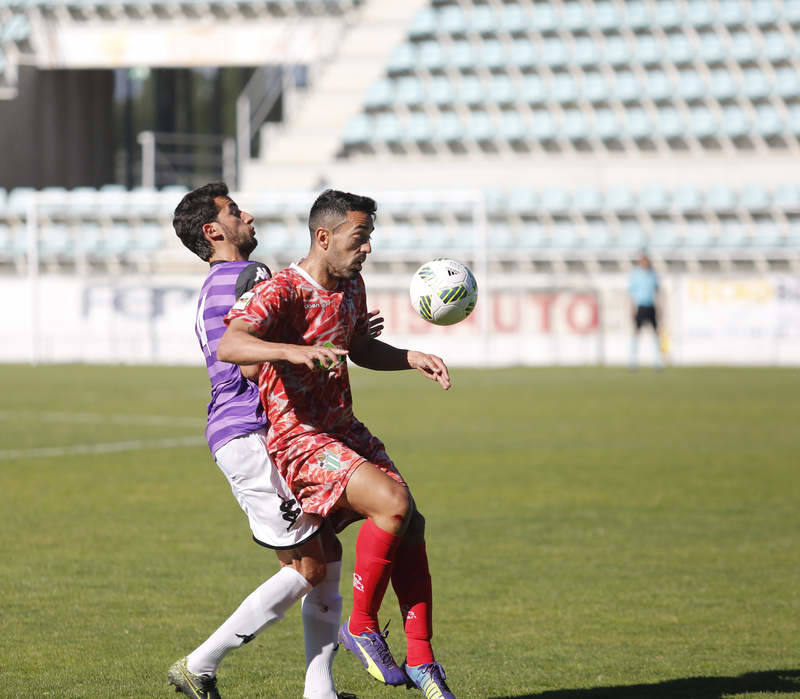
491, 669, 800, 699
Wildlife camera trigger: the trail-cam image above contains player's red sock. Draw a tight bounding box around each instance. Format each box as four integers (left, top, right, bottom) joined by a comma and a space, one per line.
348, 519, 401, 635
391, 541, 434, 666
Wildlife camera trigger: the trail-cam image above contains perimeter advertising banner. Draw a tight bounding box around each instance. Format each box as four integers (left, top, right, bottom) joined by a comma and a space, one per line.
0, 274, 798, 366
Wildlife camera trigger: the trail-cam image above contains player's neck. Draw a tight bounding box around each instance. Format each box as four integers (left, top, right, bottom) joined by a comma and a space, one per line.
209, 246, 250, 264
299, 255, 338, 290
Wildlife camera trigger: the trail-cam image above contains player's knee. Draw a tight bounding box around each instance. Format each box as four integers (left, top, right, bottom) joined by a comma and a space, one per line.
298, 557, 327, 587
386, 486, 412, 527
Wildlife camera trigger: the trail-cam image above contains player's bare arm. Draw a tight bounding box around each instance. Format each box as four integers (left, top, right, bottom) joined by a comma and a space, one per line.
218, 318, 348, 370
349, 338, 451, 390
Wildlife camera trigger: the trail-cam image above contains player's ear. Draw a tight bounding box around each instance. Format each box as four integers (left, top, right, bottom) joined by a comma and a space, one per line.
315, 227, 330, 250
202, 221, 223, 243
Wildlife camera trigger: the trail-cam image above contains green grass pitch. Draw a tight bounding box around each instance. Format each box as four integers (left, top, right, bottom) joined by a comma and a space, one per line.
1, 364, 799, 698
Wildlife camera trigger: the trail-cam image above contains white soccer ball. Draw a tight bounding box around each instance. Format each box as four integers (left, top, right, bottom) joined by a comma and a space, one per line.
409, 258, 478, 326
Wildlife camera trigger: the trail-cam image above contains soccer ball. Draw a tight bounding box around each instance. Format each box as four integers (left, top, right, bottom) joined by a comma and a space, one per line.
409, 258, 478, 326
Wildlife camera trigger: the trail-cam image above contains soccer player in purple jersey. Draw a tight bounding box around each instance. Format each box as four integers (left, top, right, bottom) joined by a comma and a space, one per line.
168, 182, 368, 699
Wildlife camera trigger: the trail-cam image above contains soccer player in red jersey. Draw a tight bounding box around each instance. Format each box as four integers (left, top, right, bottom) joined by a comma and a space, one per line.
219, 189, 456, 698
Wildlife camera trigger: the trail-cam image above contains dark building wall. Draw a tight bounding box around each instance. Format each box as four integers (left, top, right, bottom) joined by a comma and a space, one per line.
0, 67, 114, 189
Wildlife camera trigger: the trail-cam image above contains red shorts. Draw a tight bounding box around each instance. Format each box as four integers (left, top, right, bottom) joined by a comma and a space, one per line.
271, 419, 406, 528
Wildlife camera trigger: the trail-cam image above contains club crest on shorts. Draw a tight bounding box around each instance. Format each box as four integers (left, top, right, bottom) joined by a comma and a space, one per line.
318, 449, 342, 471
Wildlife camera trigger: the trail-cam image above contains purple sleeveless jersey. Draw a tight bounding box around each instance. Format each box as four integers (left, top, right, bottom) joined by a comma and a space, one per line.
195, 260, 270, 455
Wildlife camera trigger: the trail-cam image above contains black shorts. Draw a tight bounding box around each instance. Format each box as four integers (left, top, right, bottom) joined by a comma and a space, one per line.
635, 305, 657, 330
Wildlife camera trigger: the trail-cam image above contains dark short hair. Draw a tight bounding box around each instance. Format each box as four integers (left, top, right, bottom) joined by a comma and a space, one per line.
173, 182, 229, 261
308, 188, 377, 238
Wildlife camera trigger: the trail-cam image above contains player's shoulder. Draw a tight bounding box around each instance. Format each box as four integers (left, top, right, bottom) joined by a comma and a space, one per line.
235, 261, 272, 297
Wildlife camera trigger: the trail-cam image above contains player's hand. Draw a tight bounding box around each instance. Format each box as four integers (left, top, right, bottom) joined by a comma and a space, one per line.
366, 308, 384, 339
283, 345, 348, 371
407, 350, 451, 390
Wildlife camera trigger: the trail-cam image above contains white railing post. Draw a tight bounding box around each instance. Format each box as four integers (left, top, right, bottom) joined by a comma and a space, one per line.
26, 193, 39, 365
138, 131, 156, 188
236, 94, 251, 183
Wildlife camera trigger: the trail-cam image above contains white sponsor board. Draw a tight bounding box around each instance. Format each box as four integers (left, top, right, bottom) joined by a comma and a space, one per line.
1, 274, 798, 366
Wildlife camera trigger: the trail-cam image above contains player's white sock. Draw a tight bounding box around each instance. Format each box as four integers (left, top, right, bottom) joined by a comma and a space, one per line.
302, 561, 343, 699
630, 335, 639, 369
653, 334, 665, 368
187, 566, 312, 677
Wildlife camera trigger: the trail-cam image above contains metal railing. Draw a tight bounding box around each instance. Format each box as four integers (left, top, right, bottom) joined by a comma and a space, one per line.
137, 131, 236, 189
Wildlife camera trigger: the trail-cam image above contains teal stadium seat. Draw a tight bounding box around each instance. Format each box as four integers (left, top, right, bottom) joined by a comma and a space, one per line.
666, 32, 694, 64
419, 41, 445, 71
509, 39, 537, 69
387, 43, 415, 74
773, 184, 800, 211
678, 68, 705, 100
540, 188, 570, 214
365, 79, 392, 109
500, 5, 529, 34
718, 219, 749, 247
104, 224, 133, 257
605, 35, 632, 67
649, 219, 681, 250
135, 224, 165, 253
689, 105, 717, 139
562, 0, 590, 32
644, 69, 671, 101
721, 105, 751, 139
507, 188, 538, 217
427, 75, 455, 106
739, 185, 771, 212
761, 29, 789, 62
500, 111, 526, 142
489, 75, 515, 105
625, 106, 655, 141
717, 0, 746, 26
521, 74, 546, 104
551, 220, 580, 248
541, 37, 569, 68
617, 220, 646, 249
531, 3, 557, 33
480, 39, 507, 70
395, 76, 424, 106
697, 31, 725, 63
407, 112, 433, 145
374, 113, 402, 145
591, 2, 620, 31
530, 110, 557, 141
638, 184, 670, 213
683, 219, 716, 248
709, 68, 736, 100
438, 5, 467, 36
572, 36, 600, 67
436, 112, 465, 144
469, 5, 497, 35
584, 71, 610, 103
0, 222, 12, 257
741, 66, 769, 99
704, 184, 736, 212
750, 218, 782, 247
488, 226, 516, 250
7, 187, 35, 219
634, 34, 661, 66
612, 71, 639, 103
594, 108, 621, 141
656, 106, 685, 140
729, 30, 757, 62
561, 109, 590, 141
788, 104, 800, 136
605, 186, 636, 213
583, 220, 612, 249
67, 187, 100, 219
686, 1, 714, 27
39, 223, 71, 258
456, 75, 484, 106
551, 72, 578, 103
572, 187, 603, 214
469, 111, 495, 142
755, 104, 784, 138
672, 184, 703, 213
623, 0, 653, 29
518, 222, 548, 249
408, 7, 436, 39
448, 41, 477, 71
652, 0, 681, 28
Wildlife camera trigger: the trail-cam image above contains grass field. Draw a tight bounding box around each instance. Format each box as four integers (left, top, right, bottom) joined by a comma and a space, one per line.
1, 364, 799, 699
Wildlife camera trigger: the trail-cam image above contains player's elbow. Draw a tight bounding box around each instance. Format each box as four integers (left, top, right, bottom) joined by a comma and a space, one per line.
216, 330, 237, 363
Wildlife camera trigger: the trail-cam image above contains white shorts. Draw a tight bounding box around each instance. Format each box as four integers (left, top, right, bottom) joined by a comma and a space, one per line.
214, 429, 323, 550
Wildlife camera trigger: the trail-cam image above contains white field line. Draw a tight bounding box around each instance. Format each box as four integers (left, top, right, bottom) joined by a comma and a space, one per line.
0, 436, 206, 460
0, 411, 204, 428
